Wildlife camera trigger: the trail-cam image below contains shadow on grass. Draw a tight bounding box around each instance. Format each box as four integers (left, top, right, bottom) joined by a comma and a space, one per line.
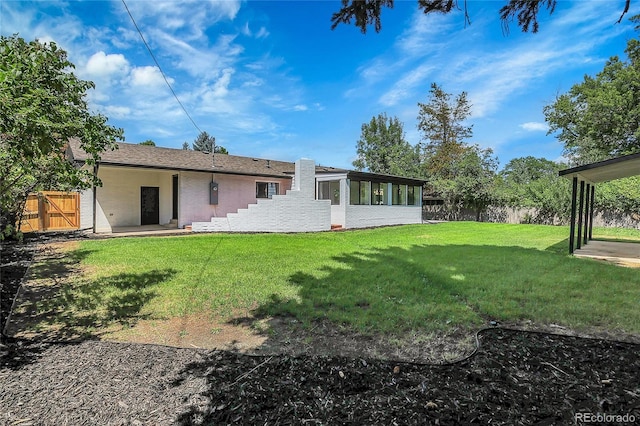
250, 242, 640, 335
544, 238, 569, 254
5, 243, 176, 342
173, 242, 640, 425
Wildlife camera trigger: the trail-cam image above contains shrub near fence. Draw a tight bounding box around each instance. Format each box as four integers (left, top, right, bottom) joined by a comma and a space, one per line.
423, 205, 640, 229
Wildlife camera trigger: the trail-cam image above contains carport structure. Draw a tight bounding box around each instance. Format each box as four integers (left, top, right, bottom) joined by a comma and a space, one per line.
559, 152, 640, 258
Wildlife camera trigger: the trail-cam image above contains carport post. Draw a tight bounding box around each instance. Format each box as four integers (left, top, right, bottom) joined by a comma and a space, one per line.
576, 180, 585, 250
569, 177, 578, 254
589, 185, 595, 240
583, 183, 590, 245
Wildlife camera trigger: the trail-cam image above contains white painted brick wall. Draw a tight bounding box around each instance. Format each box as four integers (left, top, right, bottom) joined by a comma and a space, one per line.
94, 166, 173, 231
79, 189, 93, 231
344, 205, 422, 229
193, 159, 331, 233
295, 159, 316, 196
179, 171, 292, 229
192, 217, 231, 232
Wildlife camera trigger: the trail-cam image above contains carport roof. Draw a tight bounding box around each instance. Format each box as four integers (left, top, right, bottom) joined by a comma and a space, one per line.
559, 152, 640, 183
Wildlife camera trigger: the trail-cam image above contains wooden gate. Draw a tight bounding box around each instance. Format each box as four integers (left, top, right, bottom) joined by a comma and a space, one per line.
20, 191, 80, 233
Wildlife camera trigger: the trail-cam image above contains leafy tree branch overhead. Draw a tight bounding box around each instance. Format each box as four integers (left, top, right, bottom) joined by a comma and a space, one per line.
332, 0, 632, 34
0, 35, 124, 239
544, 15, 640, 165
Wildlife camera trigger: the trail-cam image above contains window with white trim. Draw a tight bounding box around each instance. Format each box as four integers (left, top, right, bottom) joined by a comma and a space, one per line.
256, 182, 279, 199
318, 180, 340, 205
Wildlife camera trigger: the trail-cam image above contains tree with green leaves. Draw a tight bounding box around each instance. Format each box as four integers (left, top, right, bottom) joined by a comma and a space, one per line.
597, 177, 640, 213
544, 15, 640, 164
417, 83, 473, 180
182, 141, 191, 150
432, 144, 498, 221
498, 156, 561, 204
331, 0, 631, 34
415, 83, 501, 220
0, 35, 123, 239
139, 140, 155, 146
497, 156, 571, 223
353, 113, 420, 177
0, 35, 123, 345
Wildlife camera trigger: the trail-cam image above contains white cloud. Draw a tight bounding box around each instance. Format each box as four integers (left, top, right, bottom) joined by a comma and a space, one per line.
103, 105, 131, 119
152, 31, 243, 79
379, 63, 435, 107
255, 27, 269, 39
346, 0, 638, 122
520, 122, 548, 132
396, 10, 456, 57
242, 78, 264, 88
241, 22, 251, 37
130, 66, 170, 87
121, 0, 241, 40
85, 51, 130, 78
211, 68, 234, 97
241, 22, 269, 39
293, 105, 308, 111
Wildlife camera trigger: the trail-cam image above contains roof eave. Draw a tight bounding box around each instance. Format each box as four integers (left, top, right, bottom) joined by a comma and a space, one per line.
93, 161, 293, 179
558, 152, 640, 183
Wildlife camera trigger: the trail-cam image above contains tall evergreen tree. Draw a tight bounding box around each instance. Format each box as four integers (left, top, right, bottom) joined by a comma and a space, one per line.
417, 83, 473, 180
191, 131, 227, 154
192, 131, 215, 153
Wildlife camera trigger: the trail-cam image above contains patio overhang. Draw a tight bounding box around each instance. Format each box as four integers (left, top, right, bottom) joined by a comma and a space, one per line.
559, 152, 640, 255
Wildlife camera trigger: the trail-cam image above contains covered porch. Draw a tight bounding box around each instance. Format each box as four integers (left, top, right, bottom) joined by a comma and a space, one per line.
573, 240, 640, 268
109, 224, 191, 237
559, 152, 640, 262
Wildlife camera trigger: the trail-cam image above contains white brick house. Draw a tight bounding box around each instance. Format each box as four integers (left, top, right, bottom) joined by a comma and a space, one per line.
67, 141, 424, 233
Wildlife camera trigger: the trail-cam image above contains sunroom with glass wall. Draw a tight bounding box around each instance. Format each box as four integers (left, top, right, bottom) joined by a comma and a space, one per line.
316, 170, 424, 229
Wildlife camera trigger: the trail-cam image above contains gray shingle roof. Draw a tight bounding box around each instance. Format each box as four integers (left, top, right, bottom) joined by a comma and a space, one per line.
68, 139, 296, 178
67, 140, 425, 184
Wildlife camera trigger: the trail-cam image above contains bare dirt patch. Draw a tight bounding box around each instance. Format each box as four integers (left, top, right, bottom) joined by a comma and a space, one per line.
107, 313, 269, 352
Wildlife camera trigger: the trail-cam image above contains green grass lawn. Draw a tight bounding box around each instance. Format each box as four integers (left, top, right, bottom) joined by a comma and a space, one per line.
30, 222, 640, 337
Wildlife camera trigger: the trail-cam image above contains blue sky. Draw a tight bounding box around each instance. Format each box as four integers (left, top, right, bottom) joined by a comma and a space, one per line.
2, 1, 638, 170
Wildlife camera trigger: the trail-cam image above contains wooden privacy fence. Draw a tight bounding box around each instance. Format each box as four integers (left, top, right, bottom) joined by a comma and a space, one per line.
20, 191, 80, 233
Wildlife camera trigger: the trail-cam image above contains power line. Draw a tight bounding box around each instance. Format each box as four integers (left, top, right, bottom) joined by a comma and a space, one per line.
121, 0, 203, 134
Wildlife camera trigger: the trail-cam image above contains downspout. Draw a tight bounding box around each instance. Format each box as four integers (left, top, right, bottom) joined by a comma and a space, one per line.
92, 163, 99, 234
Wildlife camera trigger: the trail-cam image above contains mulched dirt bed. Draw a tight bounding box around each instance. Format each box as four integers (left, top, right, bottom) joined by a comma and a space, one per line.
1, 240, 35, 330
0, 329, 638, 425
2, 236, 639, 425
